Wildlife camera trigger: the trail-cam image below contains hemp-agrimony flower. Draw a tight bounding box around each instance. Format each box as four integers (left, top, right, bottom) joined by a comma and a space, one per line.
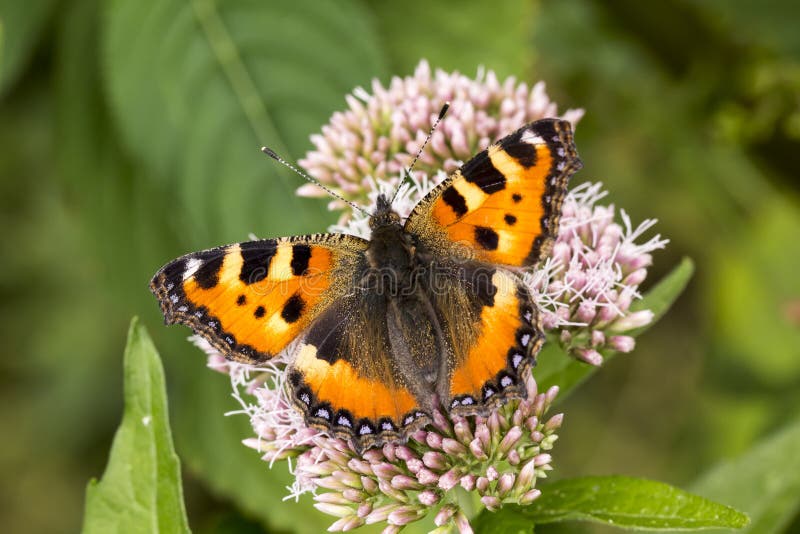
298, 59, 583, 215
196, 61, 667, 532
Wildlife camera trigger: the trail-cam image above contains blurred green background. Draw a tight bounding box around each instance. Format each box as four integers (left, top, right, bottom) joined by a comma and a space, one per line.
1, 0, 799, 532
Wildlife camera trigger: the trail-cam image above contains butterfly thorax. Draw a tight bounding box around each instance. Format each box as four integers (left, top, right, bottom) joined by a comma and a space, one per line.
365, 194, 417, 277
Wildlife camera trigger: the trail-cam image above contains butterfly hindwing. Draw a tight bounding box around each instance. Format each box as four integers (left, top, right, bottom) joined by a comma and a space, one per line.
405, 118, 582, 267
285, 258, 545, 451
441, 266, 543, 412
288, 296, 432, 451
150, 234, 368, 363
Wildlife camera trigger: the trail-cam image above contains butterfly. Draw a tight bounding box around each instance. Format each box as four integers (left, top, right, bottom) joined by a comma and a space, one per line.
151, 118, 582, 451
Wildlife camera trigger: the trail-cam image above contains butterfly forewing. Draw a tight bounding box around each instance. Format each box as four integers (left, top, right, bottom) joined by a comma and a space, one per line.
150, 234, 368, 363
405, 118, 582, 267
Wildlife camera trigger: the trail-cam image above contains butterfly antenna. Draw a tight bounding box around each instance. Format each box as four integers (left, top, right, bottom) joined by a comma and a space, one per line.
389, 102, 450, 204
260, 147, 371, 217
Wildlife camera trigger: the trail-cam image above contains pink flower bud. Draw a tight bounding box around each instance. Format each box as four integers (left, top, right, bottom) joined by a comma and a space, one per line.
394, 446, 417, 462
314, 502, 353, 517
416, 468, 440, 485
544, 413, 564, 432
469, 438, 488, 460
442, 438, 468, 455
438, 468, 461, 490
610, 310, 654, 332
390, 475, 422, 491
475, 424, 491, 449
357, 502, 372, 518
498, 426, 523, 454
360, 476, 378, 493
460, 474, 476, 491
453, 419, 473, 444
624, 268, 648, 287
422, 451, 447, 470
486, 466, 499, 481
519, 488, 542, 505
454, 511, 474, 534
418, 489, 441, 506
426, 432, 443, 450
575, 348, 604, 366
347, 459, 373, 476
316, 492, 350, 505
372, 463, 402, 480
434, 504, 457, 526
342, 488, 366, 502
366, 504, 397, 524
609, 335, 636, 353
387, 505, 423, 526
377, 480, 407, 503
480, 495, 502, 511
328, 515, 364, 532
497, 473, 516, 497
405, 458, 423, 474
577, 301, 597, 323
516, 458, 537, 490
591, 329, 606, 347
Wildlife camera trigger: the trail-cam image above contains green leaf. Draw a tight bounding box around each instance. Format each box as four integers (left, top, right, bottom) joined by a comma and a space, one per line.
103, 0, 387, 245
472, 505, 534, 534
0, 0, 57, 95
82, 318, 190, 534
683, 415, 800, 534
370, 0, 534, 77
475, 476, 748, 532
537, 257, 695, 399
628, 257, 695, 336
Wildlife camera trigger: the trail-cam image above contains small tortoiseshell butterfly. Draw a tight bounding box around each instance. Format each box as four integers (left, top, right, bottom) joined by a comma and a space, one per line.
151, 118, 582, 451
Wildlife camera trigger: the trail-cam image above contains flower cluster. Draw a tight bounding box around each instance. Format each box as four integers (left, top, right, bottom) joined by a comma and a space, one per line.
527, 182, 668, 365
204, 350, 560, 534
298, 60, 583, 214
292, 374, 559, 533
198, 61, 667, 532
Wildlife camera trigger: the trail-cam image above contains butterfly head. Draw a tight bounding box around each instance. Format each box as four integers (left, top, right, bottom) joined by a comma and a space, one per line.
369, 194, 402, 230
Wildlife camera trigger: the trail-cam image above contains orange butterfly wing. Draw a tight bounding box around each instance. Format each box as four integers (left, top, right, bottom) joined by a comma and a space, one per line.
287, 297, 431, 451
150, 234, 367, 364
405, 118, 582, 267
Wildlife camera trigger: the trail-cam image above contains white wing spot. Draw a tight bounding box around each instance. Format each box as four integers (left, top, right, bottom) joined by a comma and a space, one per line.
521, 334, 531, 347
183, 258, 202, 281
337, 416, 352, 427
521, 131, 545, 145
